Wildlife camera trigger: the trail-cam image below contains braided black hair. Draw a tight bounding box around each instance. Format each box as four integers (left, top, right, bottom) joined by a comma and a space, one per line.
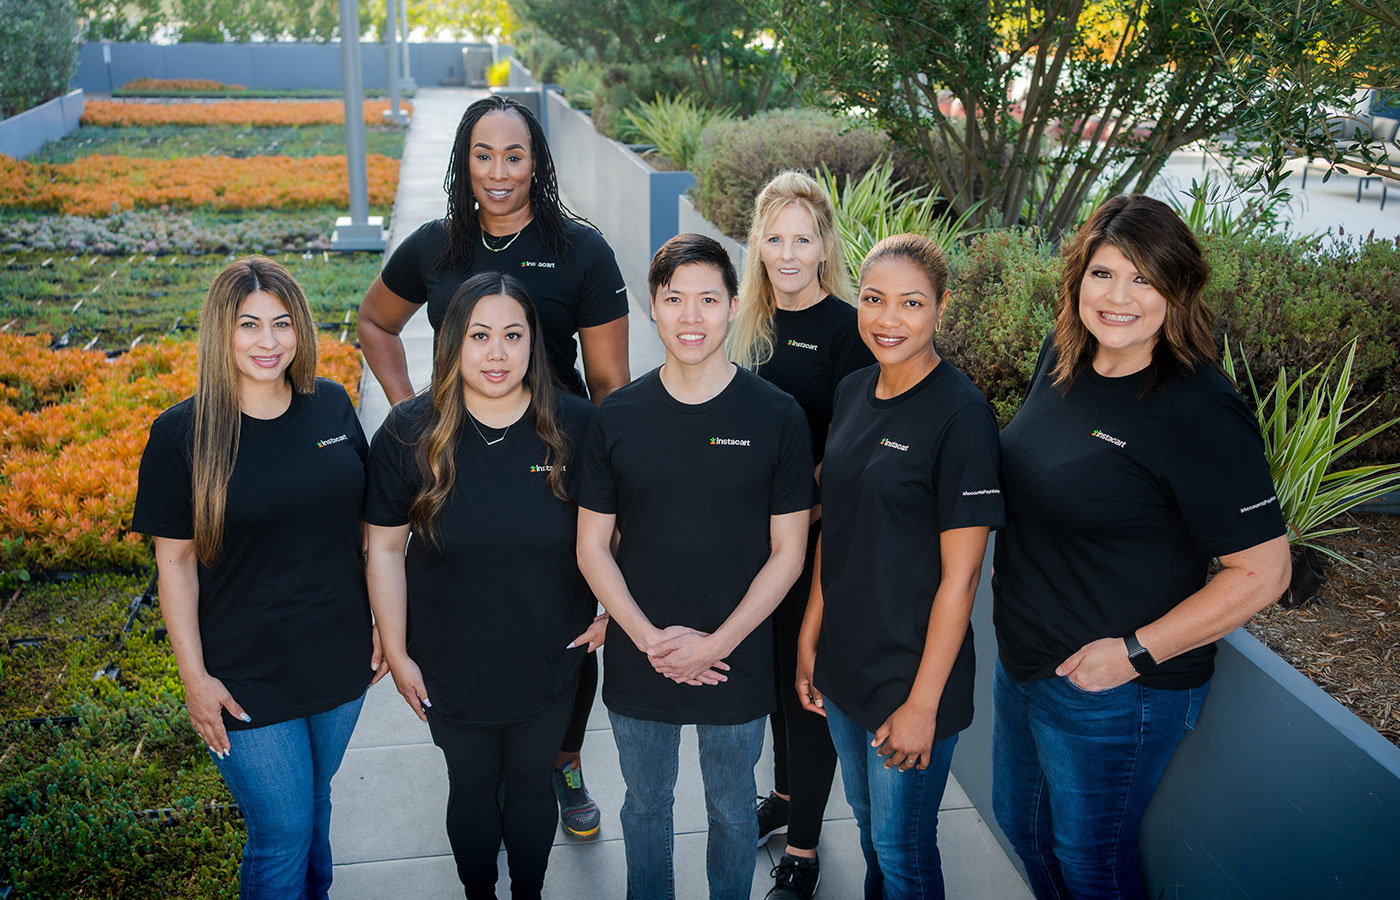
436, 95, 592, 274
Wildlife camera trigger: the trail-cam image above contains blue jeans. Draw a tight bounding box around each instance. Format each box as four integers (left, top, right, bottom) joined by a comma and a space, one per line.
609, 711, 765, 900
991, 659, 1207, 900
825, 699, 958, 900
212, 692, 365, 900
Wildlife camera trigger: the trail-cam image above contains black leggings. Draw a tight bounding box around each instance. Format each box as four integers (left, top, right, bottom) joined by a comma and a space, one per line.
559, 649, 597, 755
769, 523, 839, 851
427, 690, 575, 900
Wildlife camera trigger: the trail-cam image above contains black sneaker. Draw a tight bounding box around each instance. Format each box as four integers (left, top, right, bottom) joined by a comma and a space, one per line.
553, 759, 600, 839
766, 853, 820, 900
756, 791, 790, 845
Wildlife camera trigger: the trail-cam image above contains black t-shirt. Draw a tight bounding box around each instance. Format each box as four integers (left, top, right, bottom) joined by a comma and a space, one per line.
753, 294, 875, 466
993, 335, 1287, 690
380, 218, 628, 397
574, 367, 816, 726
814, 362, 1004, 737
132, 380, 373, 730
362, 391, 596, 725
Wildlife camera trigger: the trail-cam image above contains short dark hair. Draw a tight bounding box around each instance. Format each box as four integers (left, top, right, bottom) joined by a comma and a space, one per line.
647, 233, 738, 299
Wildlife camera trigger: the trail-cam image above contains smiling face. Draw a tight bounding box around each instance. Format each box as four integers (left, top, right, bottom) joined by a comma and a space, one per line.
857, 255, 947, 371
232, 290, 297, 392
1078, 242, 1168, 374
650, 261, 738, 369
468, 110, 534, 227
458, 293, 532, 404
759, 201, 823, 309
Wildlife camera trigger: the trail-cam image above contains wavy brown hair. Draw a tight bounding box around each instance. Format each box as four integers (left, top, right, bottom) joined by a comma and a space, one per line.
409, 272, 573, 546
1052, 194, 1215, 393
730, 170, 854, 370
193, 256, 318, 566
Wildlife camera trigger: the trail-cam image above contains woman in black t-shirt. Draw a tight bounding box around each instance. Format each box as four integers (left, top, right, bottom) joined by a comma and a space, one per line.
358, 96, 620, 834
796, 234, 1004, 899
730, 170, 873, 897
991, 195, 1290, 900
132, 257, 380, 900
363, 272, 599, 900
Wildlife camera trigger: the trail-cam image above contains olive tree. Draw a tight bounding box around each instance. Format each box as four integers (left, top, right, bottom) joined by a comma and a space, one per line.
778, 0, 1379, 234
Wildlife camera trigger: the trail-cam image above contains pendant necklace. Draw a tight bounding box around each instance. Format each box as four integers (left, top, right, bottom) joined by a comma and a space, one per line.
480, 217, 533, 253
467, 411, 511, 446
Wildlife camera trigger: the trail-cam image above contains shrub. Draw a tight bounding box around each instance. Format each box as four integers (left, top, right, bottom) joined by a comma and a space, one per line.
940, 230, 1061, 423
623, 95, 734, 172
691, 109, 913, 239
0, 0, 80, 117
589, 61, 696, 141
487, 59, 511, 87
513, 27, 583, 83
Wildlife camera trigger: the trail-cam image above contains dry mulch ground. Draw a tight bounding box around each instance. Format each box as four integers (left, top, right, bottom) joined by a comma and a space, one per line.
1245, 512, 1400, 748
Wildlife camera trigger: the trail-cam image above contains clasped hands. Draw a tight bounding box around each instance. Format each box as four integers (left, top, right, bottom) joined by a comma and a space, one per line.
645, 625, 730, 686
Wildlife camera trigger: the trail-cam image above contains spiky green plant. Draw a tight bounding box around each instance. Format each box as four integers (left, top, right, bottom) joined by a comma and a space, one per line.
817, 159, 983, 280
622, 94, 733, 172
1223, 338, 1400, 564
557, 60, 602, 110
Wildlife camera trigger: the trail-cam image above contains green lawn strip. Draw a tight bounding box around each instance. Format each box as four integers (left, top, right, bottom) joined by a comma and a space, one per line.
1, 573, 147, 642
0, 246, 381, 352
32, 123, 406, 163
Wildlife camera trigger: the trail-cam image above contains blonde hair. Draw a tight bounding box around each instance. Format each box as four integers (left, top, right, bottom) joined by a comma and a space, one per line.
192, 256, 318, 566
730, 171, 854, 370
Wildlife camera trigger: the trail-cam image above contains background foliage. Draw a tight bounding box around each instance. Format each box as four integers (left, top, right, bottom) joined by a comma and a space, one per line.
0, 0, 80, 117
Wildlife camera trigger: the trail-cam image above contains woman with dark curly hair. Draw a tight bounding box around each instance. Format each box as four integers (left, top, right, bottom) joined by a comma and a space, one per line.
357, 95, 626, 837
992, 194, 1291, 899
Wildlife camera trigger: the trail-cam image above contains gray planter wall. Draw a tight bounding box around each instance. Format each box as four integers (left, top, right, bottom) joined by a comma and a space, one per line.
954, 534, 1400, 898
540, 89, 695, 301
0, 90, 84, 159
677, 194, 746, 267
73, 42, 491, 93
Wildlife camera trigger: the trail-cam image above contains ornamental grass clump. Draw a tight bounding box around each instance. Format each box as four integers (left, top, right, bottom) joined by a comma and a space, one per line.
1222, 338, 1400, 565
623, 94, 734, 172
817, 158, 984, 284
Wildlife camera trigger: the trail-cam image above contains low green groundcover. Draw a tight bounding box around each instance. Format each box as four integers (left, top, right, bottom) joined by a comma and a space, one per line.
30, 124, 406, 164
0, 248, 380, 352
1, 573, 148, 642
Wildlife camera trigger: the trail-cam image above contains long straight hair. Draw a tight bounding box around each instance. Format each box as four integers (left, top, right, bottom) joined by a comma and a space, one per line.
730, 170, 853, 370
192, 256, 317, 566
436, 95, 591, 274
409, 272, 573, 546
1052, 194, 1215, 393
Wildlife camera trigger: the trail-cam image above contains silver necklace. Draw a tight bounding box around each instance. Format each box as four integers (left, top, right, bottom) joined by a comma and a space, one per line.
466, 411, 511, 446
480, 217, 533, 253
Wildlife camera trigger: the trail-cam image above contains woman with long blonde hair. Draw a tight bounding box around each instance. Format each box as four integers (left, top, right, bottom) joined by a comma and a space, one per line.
734, 170, 873, 899
363, 272, 599, 900
133, 256, 381, 900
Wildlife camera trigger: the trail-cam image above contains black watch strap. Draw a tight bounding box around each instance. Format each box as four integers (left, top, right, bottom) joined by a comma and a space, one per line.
1124, 632, 1157, 675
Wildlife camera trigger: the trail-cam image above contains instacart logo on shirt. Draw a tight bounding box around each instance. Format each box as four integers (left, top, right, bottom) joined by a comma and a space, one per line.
529, 464, 565, 473
786, 339, 818, 351
710, 436, 752, 447
520, 260, 556, 269
1091, 429, 1127, 448
317, 434, 348, 448
880, 438, 909, 452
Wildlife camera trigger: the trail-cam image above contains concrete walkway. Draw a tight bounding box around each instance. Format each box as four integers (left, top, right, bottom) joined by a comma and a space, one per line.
335, 87, 1030, 899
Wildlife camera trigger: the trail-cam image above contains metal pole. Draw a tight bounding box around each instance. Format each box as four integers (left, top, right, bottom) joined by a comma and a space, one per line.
384, 0, 403, 122
332, 0, 386, 251
398, 0, 414, 89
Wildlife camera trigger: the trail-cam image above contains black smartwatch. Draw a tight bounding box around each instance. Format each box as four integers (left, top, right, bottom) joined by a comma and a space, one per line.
1124, 632, 1157, 675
